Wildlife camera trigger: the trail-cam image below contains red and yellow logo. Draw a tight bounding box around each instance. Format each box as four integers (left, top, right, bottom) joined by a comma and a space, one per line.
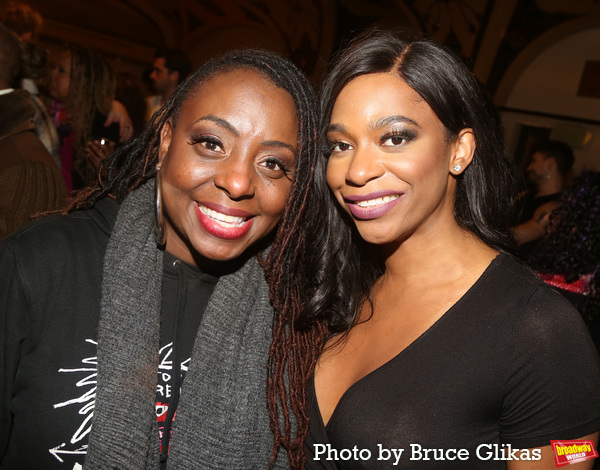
551, 440, 598, 467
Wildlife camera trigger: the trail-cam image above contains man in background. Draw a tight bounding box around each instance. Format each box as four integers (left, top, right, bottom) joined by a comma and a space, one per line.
512, 139, 574, 253
146, 47, 191, 120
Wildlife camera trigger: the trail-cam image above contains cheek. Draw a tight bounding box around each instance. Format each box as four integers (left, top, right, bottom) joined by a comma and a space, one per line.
261, 180, 292, 219
326, 159, 344, 190
162, 147, 212, 189
60, 77, 70, 97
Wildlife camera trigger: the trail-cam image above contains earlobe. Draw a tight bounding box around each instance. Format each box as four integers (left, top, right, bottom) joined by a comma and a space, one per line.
158, 121, 173, 168
450, 128, 475, 175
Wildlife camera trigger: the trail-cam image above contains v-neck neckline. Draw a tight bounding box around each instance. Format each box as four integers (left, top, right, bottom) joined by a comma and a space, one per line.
314, 253, 505, 430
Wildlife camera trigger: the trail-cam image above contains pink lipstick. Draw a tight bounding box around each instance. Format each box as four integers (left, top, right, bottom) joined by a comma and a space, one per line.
195, 202, 254, 239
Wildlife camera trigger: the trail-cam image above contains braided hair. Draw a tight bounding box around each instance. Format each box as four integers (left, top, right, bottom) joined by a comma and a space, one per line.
64, 48, 327, 469
48, 44, 116, 187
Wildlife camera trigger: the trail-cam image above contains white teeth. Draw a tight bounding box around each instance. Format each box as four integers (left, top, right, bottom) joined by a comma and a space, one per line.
198, 204, 247, 227
356, 194, 399, 208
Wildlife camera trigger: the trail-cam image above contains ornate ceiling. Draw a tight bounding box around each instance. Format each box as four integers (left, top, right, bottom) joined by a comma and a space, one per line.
7, 0, 600, 92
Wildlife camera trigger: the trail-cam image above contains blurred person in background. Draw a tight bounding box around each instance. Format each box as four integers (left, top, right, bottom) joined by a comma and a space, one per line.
528, 169, 600, 351
87, 72, 148, 173
512, 140, 574, 256
0, 23, 66, 240
146, 47, 191, 120
1, 1, 60, 164
44, 44, 133, 190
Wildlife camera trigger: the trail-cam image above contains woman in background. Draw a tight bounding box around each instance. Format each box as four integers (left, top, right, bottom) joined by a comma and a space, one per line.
45, 44, 132, 190
303, 30, 600, 469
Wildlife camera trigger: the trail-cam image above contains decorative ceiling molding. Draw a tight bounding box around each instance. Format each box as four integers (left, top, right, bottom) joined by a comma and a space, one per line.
41, 18, 154, 66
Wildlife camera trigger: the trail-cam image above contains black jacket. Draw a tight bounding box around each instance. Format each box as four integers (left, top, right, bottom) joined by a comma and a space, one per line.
0, 199, 117, 469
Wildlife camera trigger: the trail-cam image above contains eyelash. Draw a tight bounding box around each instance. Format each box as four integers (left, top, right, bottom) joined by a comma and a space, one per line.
262, 157, 293, 176
189, 134, 224, 152
327, 129, 416, 155
380, 130, 415, 146
189, 135, 293, 177
328, 141, 352, 154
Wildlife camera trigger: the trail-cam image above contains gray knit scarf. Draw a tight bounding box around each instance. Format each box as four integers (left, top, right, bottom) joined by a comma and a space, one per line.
84, 180, 289, 469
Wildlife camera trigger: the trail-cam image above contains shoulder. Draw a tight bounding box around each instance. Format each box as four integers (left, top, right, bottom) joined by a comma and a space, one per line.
484, 261, 600, 446
487, 254, 588, 330
0, 128, 55, 166
1, 199, 119, 266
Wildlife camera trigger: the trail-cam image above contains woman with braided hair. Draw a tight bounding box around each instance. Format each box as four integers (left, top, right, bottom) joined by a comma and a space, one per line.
0, 48, 327, 469
45, 44, 133, 191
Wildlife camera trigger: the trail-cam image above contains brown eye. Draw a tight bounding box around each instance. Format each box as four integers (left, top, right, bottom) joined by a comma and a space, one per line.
381, 130, 415, 147
330, 141, 353, 153
258, 157, 292, 179
202, 141, 220, 151
190, 135, 224, 153
382, 136, 405, 146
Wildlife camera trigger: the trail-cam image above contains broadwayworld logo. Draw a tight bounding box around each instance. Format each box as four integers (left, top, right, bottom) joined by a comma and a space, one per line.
551, 440, 598, 467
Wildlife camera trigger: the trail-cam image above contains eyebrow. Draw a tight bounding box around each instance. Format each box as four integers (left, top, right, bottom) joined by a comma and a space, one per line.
327, 115, 420, 135
261, 140, 297, 155
195, 115, 240, 137
370, 115, 419, 130
195, 115, 296, 154
327, 123, 348, 134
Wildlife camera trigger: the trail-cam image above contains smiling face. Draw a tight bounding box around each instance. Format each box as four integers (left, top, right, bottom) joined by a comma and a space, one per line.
326, 72, 474, 246
157, 68, 298, 266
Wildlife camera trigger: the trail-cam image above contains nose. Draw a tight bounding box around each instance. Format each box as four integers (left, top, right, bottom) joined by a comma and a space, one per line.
213, 154, 256, 200
345, 145, 384, 186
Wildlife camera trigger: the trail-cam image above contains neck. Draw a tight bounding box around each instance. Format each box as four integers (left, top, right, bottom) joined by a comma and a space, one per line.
535, 175, 563, 197
380, 222, 497, 289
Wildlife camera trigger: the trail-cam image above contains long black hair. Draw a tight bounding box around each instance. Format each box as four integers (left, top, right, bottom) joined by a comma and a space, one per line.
300, 29, 517, 335
65, 48, 327, 469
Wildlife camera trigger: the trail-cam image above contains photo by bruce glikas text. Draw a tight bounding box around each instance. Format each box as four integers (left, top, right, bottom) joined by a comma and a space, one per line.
312, 443, 542, 465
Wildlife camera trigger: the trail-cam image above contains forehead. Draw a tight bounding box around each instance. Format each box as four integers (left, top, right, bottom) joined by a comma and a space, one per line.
189, 68, 294, 114
153, 57, 167, 70
531, 151, 545, 162
178, 68, 298, 137
57, 49, 71, 65
331, 72, 435, 124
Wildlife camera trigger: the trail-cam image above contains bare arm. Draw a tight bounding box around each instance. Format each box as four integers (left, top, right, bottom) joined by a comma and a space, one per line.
104, 100, 133, 143
512, 201, 557, 245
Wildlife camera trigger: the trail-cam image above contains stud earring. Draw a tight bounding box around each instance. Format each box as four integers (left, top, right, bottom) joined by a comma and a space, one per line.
453, 165, 462, 172
154, 165, 166, 246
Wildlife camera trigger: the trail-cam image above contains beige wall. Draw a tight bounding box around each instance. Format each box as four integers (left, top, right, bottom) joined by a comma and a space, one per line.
499, 26, 600, 173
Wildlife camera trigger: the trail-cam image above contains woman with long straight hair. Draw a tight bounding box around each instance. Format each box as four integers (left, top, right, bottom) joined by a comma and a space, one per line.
303, 30, 600, 469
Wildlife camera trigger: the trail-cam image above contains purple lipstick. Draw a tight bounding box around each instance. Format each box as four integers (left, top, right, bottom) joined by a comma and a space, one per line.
344, 190, 403, 220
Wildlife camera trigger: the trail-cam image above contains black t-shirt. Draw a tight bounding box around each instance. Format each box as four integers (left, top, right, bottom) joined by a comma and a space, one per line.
305, 254, 600, 469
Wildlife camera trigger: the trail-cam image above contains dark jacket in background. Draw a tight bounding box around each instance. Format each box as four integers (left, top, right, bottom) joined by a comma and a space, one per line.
0, 89, 67, 240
